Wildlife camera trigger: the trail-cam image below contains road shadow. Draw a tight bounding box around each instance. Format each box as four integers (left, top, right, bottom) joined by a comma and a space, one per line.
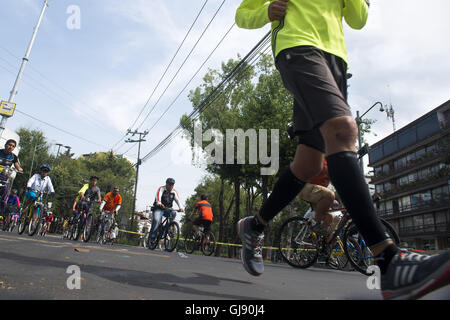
0, 251, 259, 300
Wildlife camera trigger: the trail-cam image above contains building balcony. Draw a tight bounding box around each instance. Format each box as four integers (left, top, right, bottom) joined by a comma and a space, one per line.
377, 195, 450, 218
399, 222, 450, 238
371, 150, 446, 184
377, 169, 449, 200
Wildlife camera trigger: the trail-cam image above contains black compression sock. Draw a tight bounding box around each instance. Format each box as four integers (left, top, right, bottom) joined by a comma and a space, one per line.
326, 151, 392, 248
257, 166, 306, 229
375, 244, 400, 274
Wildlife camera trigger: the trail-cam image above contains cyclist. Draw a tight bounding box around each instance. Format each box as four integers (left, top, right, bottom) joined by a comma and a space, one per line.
99, 186, 122, 234
298, 159, 335, 236
0, 139, 23, 173
3, 188, 21, 227
0, 139, 23, 214
4, 188, 21, 214
24, 164, 55, 223
235, 0, 449, 299
149, 178, 184, 241
72, 175, 101, 228
187, 195, 213, 246
42, 211, 53, 235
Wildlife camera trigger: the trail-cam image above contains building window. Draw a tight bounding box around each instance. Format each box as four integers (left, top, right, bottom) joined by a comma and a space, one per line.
415, 147, 425, 159
394, 156, 407, 170
376, 184, 383, 194
382, 163, 390, 174
384, 182, 392, 191
422, 239, 436, 251
385, 200, 393, 215
375, 166, 382, 177
423, 213, 435, 232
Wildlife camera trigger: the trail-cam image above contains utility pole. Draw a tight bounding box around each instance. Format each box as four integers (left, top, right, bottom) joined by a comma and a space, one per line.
125, 129, 149, 233
55, 143, 64, 158
0, 0, 49, 139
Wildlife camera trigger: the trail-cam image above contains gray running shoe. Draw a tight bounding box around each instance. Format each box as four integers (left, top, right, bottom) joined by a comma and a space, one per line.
381, 250, 450, 299
237, 217, 264, 276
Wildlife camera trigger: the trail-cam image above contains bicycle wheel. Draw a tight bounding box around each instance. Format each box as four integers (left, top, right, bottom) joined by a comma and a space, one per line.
28, 208, 42, 236
344, 218, 400, 276
327, 238, 350, 270
18, 207, 30, 235
96, 224, 103, 244
201, 231, 216, 256
164, 221, 180, 252
102, 220, 111, 244
277, 216, 320, 268
83, 214, 93, 242
184, 231, 197, 254
147, 229, 160, 250
2, 216, 8, 231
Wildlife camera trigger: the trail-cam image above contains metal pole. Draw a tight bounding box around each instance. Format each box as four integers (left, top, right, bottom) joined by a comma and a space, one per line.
0, 0, 49, 138
131, 133, 142, 232
356, 110, 364, 172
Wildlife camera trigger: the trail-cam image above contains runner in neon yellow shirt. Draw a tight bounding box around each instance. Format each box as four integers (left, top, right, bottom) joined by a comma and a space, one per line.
235, 0, 368, 61
235, 0, 450, 300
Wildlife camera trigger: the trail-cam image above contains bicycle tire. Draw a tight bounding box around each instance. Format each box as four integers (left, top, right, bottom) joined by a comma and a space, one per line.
83, 214, 93, 242
343, 218, 400, 276
28, 207, 42, 236
2, 216, 8, 231
184, 231, 197, 254
18, 206, 31, 235
147, 230, 160, 250
164, 221, 179, 252
277, 216, 320, 268
201, 231, 216, 256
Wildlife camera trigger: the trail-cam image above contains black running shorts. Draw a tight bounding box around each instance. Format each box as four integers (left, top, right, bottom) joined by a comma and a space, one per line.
276, 46, 352, 153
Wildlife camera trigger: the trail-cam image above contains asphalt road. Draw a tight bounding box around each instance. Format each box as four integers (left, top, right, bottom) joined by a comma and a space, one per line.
0, 232, 449, 300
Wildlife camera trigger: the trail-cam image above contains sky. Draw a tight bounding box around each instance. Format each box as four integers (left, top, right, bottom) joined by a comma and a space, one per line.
1, 0, 449, 216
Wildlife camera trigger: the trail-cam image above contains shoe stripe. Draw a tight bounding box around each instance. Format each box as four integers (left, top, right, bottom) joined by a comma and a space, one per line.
400, 265, 410, 286
394, 266, 401, 287
407, 265, 418, 284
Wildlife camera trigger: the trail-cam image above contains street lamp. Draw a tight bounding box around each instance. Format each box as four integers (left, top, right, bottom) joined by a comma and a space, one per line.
355, 101, 384, 171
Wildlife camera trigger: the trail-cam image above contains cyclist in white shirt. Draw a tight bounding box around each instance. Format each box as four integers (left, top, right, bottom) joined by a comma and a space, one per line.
23, 164, 55, 223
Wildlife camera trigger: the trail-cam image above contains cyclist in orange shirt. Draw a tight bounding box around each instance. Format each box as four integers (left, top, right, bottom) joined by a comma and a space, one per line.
298, 159, 335, 235
99, 187, 122, 225
188, 195, 213, 245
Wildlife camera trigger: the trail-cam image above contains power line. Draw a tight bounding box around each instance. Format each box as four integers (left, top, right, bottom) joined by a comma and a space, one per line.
133, 0, 228, 133
109, 0, 210, 151
14, 108, 105, 148
139, 32, 271, 164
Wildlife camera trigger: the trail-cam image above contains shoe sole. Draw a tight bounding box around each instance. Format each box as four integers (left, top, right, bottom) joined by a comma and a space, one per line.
237, 219, 262, 277
383, 261, 450, 300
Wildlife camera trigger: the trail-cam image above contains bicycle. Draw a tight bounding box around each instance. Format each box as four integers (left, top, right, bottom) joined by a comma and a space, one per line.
70, 199, 95, 242
184, 224, 216, 256
277, 207, 400, 275
17, 191, 48, 236
96, 210, 116, 245
147, 207, 180, 252
2, 204, 20, 232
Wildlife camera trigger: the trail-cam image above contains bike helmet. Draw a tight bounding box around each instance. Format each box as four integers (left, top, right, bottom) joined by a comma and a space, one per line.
11, 189, 18, 194
166, 178, 175, 185
90, 175, 99, 180
40, 164, 51, 172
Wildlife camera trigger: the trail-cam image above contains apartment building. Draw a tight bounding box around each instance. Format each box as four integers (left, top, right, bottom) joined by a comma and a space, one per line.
368, 100, 450, 250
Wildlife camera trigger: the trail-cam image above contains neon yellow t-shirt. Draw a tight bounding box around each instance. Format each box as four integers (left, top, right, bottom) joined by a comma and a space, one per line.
235, 0, 369, 63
